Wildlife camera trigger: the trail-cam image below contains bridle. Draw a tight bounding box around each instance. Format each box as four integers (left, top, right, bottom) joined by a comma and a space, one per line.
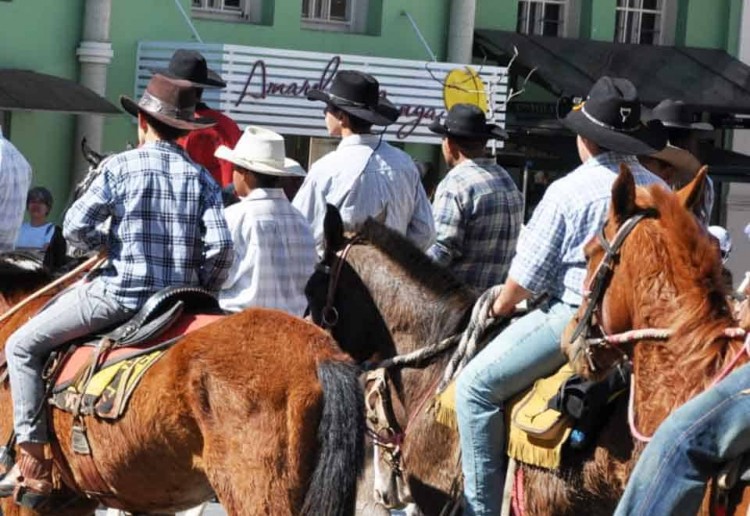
569, 212, 653, 372
314, 237, 361, 331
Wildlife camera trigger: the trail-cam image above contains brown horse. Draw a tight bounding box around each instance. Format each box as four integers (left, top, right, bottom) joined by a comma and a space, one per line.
306, 184, 722, 515
0, 253, 364, 515
564, 165, 750, 514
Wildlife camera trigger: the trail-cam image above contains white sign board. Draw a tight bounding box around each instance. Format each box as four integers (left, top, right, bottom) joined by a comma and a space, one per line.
136, 41, 508, 145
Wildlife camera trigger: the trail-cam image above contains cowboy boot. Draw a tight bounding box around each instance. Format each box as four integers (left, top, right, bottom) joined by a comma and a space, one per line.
12, 451, 52, 508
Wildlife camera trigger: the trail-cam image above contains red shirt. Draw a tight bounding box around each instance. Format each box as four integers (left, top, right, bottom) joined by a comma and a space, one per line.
177, 103, 242, 187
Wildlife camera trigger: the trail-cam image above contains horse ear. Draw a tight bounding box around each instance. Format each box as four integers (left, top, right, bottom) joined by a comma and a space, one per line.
81, 138, 103, 168
372, 205, 388, 225
323, 204, 346, 254
676, 166, 708, 212
612, 163, 637, 224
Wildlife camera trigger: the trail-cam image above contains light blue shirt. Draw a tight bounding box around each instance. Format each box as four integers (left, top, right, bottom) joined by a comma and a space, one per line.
508, 152, 667, 306
293, 134, 435, 255
0, 127, 32, 252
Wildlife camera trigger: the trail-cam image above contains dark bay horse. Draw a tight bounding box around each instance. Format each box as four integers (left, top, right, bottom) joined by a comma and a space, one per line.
565, 165, 750, 514
0, 254, 364, 515
306, 199, 662, 515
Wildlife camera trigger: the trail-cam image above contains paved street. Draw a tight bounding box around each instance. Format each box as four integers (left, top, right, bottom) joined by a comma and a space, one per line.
96, 505, 226, 515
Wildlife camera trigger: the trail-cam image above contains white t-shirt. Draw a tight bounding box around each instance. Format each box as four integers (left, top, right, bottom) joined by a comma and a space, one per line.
15, 222, 54, 250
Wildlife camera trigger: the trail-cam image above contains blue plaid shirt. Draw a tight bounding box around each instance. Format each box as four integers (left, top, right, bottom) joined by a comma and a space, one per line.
427, 158, 523, 289
64, 141, 234, 310
508, 152, 666, 306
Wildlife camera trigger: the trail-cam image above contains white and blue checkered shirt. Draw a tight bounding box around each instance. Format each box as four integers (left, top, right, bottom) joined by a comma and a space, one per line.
0, 128, 32, 252
64, 141, 234, 310
427, 158, 523, 289
219, 188, 317, 316
508, 152, 667, 306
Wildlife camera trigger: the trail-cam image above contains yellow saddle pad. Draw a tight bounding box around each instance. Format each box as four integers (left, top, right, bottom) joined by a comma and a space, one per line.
50, 350, 165, 420
433, 364, 575, 470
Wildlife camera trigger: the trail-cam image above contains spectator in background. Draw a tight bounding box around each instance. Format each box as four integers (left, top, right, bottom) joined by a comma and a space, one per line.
157, 49, 242, 187
15, 187, 66, 270
426, 104, 523, 289
0, 126, 32, 253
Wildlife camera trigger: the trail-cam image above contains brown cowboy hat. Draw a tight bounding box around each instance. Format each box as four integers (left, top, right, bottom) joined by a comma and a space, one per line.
120, 74, 216, 131
649, 144, 702, 186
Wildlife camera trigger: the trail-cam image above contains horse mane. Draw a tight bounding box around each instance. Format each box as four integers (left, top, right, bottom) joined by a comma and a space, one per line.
359, 218, 473, 301
0, 251, 52, 298
631, 184, 734, 399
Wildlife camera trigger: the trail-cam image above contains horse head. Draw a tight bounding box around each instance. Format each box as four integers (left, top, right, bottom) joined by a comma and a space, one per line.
564, 163, 730, 392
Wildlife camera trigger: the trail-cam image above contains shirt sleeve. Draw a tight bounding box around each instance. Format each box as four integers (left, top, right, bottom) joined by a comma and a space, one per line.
292, 170, 328, 256
426, 180, 464, 266
197, 172, 234, 292
407, 180, 437, 252
220, 208, 251, 291
507, 188, 566, 295
63, 166, 114, 251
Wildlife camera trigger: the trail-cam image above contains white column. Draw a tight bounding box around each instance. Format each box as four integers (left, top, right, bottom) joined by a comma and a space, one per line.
72, 0, 114, 185
725, 0, 750, 286
447, 0, 476, 64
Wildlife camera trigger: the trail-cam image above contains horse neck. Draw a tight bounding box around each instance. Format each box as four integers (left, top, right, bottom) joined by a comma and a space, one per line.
624, 261, 739, 435
348, 248, 475, 408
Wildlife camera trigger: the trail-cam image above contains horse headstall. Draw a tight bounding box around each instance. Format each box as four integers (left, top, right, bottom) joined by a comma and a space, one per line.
569, 212, 653, 372
312, 236, 363, 331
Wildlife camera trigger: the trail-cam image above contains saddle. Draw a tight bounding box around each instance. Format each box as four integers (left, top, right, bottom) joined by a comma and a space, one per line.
44, 286, 224, 420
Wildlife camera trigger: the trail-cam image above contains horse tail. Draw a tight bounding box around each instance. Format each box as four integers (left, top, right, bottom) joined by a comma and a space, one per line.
300, 359, 365, 516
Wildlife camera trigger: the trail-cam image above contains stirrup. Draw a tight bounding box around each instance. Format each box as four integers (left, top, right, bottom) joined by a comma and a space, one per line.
13, 453, 52, 508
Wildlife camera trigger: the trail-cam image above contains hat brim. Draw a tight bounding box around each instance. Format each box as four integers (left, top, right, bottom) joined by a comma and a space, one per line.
651, 144, 702, 184
151, 67, 227, 89
214, 146, 307, 177
307, 89, 398, 126
428, 119, 508, 140
563, 109, 667, 155
120, 95, 217, 131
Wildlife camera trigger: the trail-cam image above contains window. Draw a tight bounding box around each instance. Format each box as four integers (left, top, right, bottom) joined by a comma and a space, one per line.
302, 0, 351, 23
615, 0, 663, 45
517, 0, 567, 37
191, 0, 261, 22
192, 0, 242, 13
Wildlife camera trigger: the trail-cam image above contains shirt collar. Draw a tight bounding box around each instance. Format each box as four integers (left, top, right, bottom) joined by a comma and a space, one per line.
240, 188, 288, 202
337, 133, 381, 150
585, 151, 639, 168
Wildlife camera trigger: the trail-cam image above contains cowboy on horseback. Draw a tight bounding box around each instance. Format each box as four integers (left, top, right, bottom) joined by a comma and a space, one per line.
0, 74, 233, 507
454, 77, 669, 515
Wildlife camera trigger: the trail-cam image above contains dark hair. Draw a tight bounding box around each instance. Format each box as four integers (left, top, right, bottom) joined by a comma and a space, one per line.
448, 135, 489, 155
327, 106, 373, 133
27, 187, 53, 209
143, 113, 190, 141
237, 167, 280, 188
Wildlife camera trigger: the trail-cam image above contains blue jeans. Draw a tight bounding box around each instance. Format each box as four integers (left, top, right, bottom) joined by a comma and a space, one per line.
456, 298, 577, 516
6, 280, 133, 443
615, 362, 750, 516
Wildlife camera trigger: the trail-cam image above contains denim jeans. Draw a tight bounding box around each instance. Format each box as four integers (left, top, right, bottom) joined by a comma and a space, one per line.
456, 298, 577, 516
6, 280, 133, 444
615, 362, 750, 516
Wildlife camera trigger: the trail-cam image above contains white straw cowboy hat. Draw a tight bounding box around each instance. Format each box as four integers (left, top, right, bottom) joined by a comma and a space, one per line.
214, 126, 306, 177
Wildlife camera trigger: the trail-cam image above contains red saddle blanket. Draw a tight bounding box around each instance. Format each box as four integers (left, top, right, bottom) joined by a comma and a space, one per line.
53, 313, 224, 390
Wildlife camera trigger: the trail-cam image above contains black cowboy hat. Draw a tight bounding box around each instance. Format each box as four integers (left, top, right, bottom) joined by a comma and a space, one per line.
307, 70, 399, 127
120, 74, 216, 131
563, 76, 667, 155
429, 103, 507, 140
153, 49, 226, 89
645, 99, 714, 131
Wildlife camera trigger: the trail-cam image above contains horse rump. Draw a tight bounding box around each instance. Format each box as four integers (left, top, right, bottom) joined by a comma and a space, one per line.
300, 359, 365, 516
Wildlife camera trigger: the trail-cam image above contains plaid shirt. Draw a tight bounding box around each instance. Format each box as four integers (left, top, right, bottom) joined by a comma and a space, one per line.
508, 152, 666, 306
64, 141, 234, 310
427, 158, 523, 289
0, 128, 32, 252
219, 188, 317, 316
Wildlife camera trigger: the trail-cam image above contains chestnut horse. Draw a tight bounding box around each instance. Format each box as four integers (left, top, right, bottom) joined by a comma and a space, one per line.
564, 165, 750, 514
0, 253, 364, 515
306, 192, 708, 515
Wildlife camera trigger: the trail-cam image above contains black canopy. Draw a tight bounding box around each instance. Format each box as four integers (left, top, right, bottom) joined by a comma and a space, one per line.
475, 30, 750, 114
0, 69, 119, 115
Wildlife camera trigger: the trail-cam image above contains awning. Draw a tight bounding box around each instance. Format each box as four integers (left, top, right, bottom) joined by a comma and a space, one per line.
474, 30, 750, 114
0, 70, 119, 115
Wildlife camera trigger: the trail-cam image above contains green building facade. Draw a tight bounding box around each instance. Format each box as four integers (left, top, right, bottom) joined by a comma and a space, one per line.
0, 0, 743, 220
